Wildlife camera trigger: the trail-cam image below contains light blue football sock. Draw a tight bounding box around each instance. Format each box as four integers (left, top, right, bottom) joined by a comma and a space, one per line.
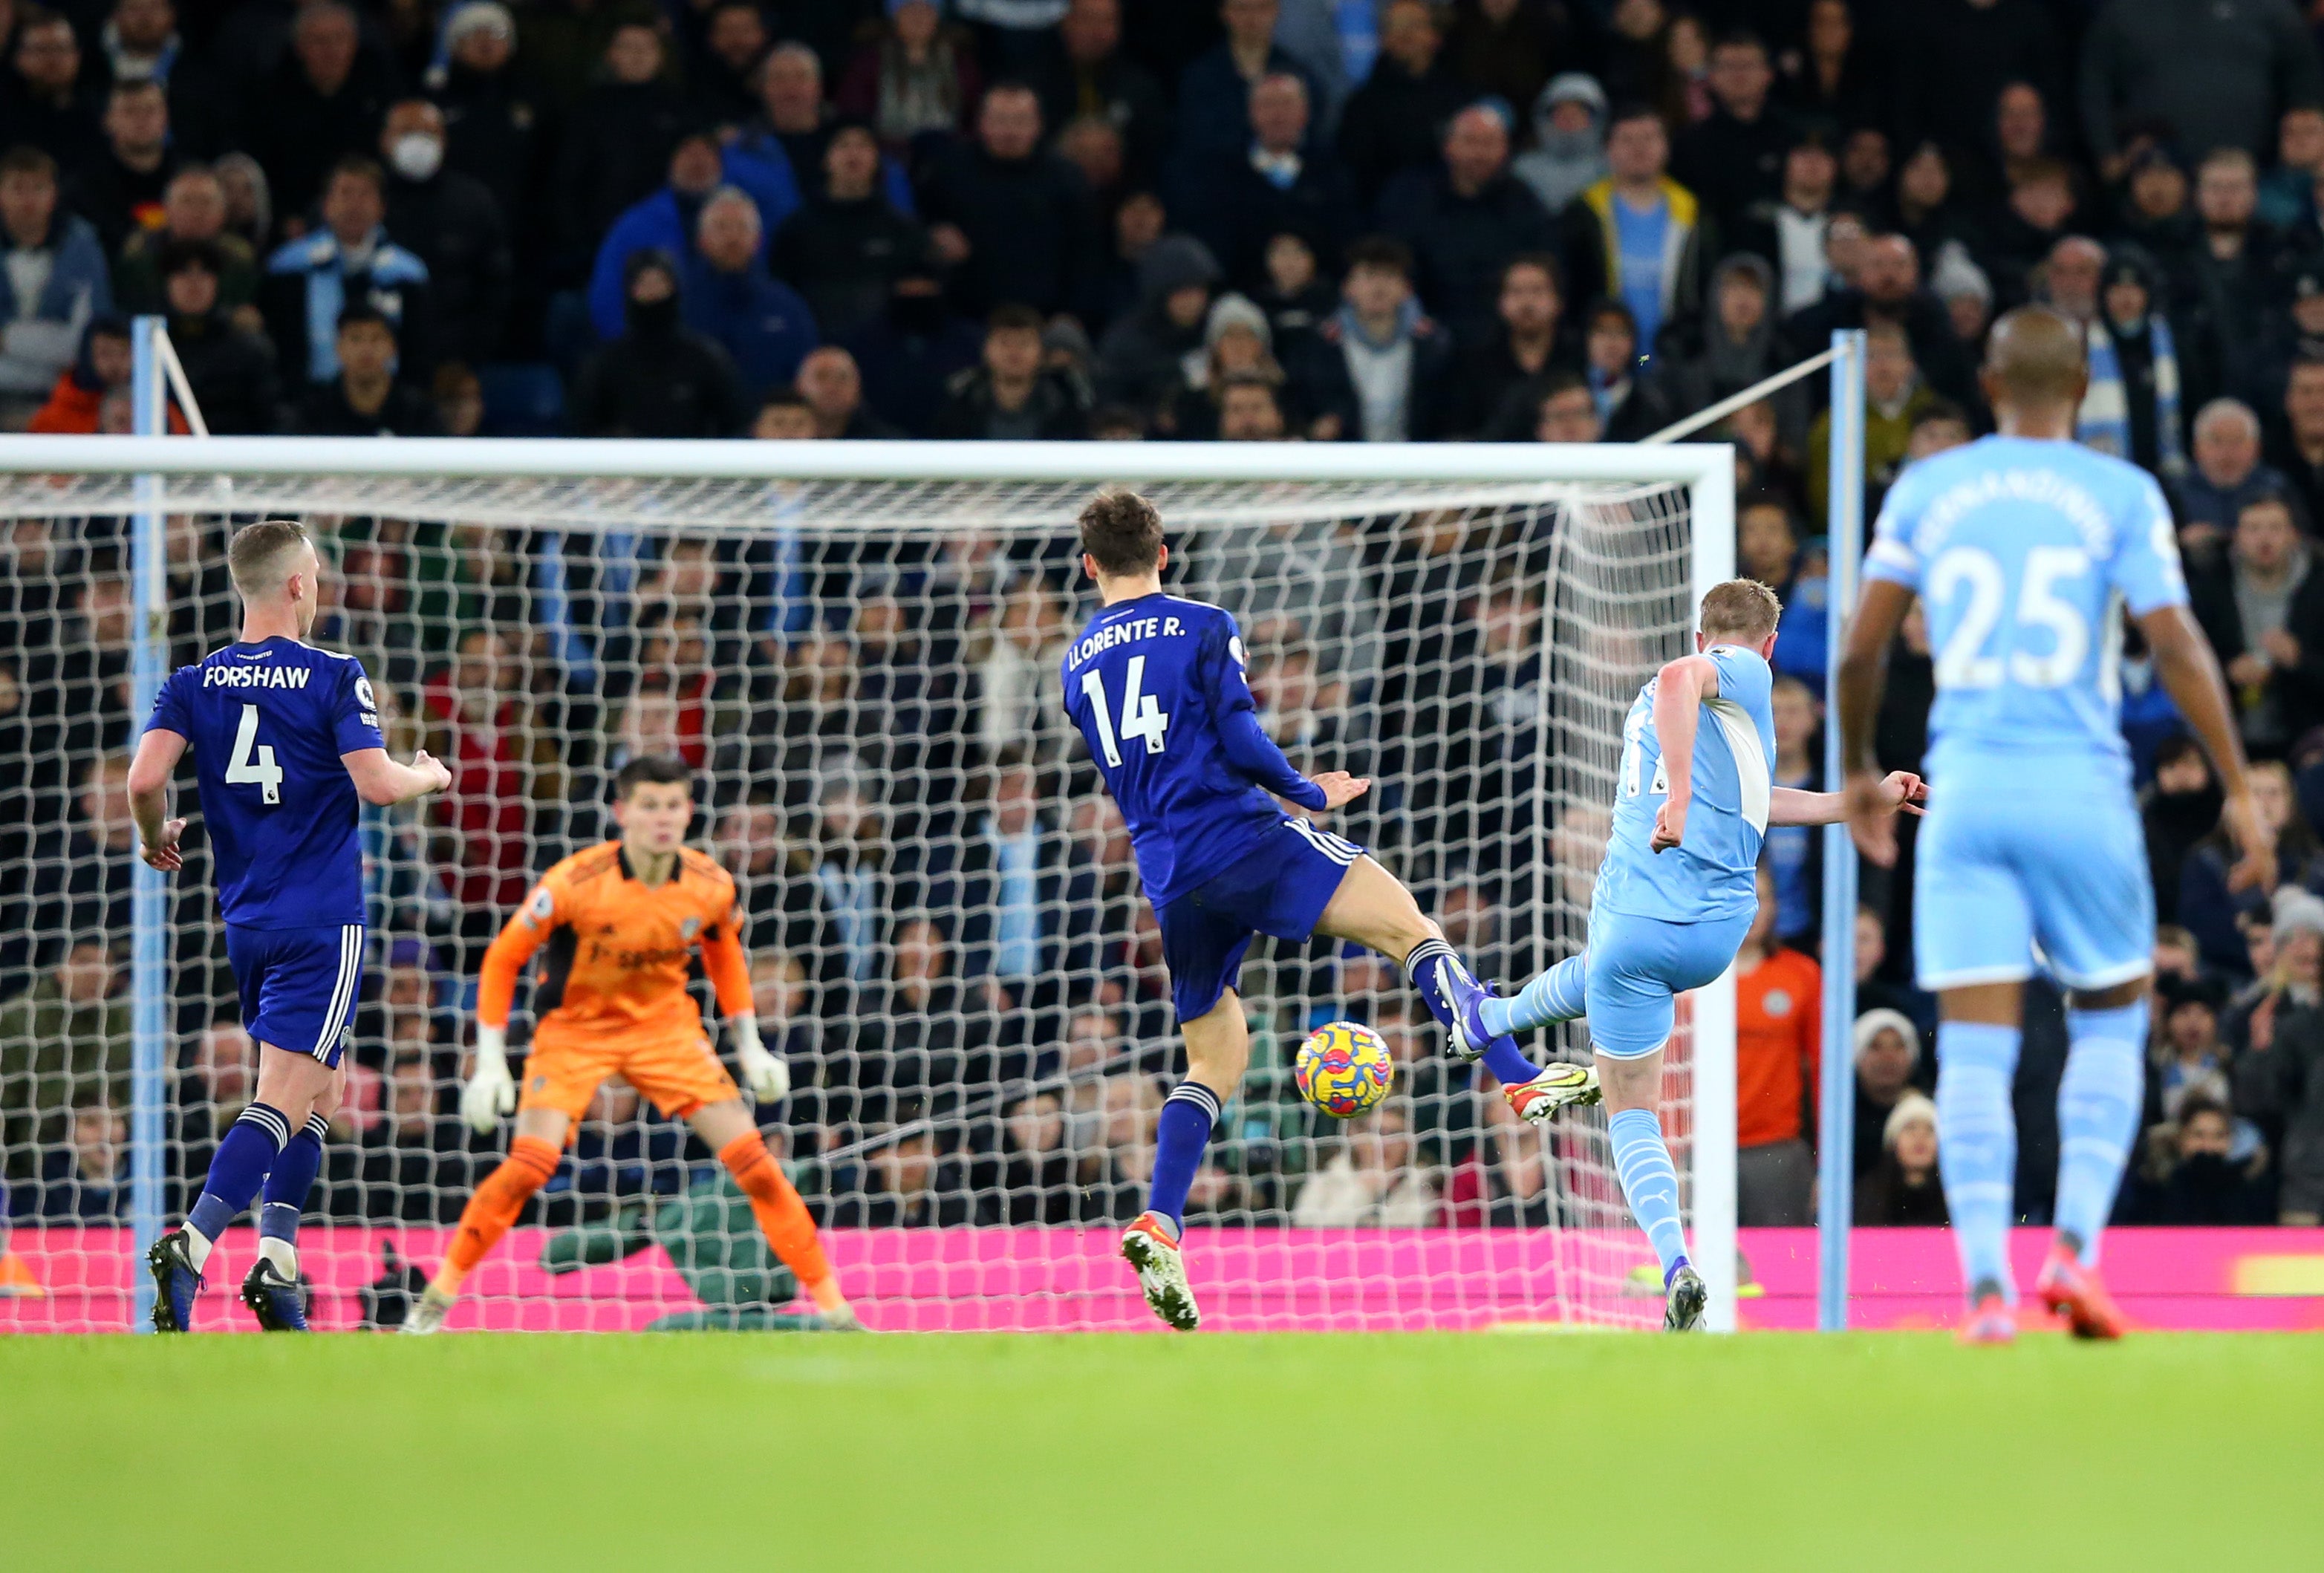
1935, 1021, 2022, 1304
2054, 1001, 2146, 1267
1609, 1107, 1690, 1280
1481, 954, 1588, 1037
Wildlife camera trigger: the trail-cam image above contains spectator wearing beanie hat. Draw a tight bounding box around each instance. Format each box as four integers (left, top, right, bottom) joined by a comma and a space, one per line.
1852, 1006, 1921, 1183
1854, 1092, 1946, 1226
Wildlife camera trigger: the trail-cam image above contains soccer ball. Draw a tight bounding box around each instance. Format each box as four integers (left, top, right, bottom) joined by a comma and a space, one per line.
1295, 1021, 1395, 1119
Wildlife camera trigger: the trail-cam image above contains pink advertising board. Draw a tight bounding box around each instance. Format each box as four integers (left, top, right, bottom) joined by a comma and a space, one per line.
6, 1226, 2323, 1333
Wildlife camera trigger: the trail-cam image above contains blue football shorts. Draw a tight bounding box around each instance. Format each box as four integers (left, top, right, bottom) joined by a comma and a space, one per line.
1583, 903, 1757, 1059
1155, 818, 1362, 1023
1913, 760, 2153, 992
225, 922, 367, 1066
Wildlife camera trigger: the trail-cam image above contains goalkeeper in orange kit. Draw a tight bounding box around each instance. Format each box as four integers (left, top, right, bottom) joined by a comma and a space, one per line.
403, 754, 857, 1332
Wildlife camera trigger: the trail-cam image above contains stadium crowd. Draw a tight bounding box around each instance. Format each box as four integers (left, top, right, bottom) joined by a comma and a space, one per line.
8, 0, 2324, 1245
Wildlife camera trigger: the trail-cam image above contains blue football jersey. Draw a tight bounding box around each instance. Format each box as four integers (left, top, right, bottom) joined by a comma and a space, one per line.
145, 636, 385, 928
1595, 643, 1776, 924
1866, 434, 2188, 780
1061, 593, 1319, 908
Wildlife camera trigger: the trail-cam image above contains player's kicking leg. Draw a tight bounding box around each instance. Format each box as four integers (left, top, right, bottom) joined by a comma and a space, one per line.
152, 1042, 338, 1332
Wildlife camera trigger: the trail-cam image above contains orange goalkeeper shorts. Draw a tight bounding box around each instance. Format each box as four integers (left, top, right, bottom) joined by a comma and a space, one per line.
518, 1025, 741, 1125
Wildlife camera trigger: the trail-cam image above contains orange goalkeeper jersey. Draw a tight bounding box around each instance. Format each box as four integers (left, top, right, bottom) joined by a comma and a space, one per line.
479, 843, 752, 1041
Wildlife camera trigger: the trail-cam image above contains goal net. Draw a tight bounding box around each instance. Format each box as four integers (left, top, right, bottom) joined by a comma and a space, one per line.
0, 439, 1733, 1333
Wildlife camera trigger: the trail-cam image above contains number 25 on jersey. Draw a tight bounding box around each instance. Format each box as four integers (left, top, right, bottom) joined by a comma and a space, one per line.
1928, 544, 2092, 690
1081, 656, 1171, 766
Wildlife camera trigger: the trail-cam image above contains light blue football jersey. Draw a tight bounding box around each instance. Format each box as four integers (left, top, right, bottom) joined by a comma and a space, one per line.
1595, 643, 1776, 925
1865, 434, 2188, 779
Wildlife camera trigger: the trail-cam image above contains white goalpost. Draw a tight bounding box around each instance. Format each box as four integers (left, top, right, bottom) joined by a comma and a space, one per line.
0, 420, 1737, 1335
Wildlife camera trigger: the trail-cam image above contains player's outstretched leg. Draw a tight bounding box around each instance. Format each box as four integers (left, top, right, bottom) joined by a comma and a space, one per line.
1933, 1013, 2022, 1339
1472, 953, 1605, 1119
694, 1102, 861, 1330
2036, 989, 2146, 1340
1122, 992, 1246, 1331
241, 1111, 330, 1331
1312, 857, 1542, 1089
407, 1134, 562, 1335
153, 1100, 295, 1332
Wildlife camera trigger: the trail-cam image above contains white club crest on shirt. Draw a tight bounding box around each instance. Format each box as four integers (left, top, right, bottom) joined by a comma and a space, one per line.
680, 915, 702, 941
1763, 989, 1793, 1018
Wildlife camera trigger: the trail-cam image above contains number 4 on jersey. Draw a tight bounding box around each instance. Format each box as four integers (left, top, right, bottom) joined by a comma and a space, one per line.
227, 702, 284, 804
1080, 655, 1171, 767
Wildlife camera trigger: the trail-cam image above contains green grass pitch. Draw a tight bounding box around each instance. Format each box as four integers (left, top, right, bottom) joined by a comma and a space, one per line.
8, 1332, 2321, 1569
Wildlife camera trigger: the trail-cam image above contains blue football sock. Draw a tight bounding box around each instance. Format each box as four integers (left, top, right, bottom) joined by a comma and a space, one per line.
258, 1113, 330, 1271
1482, 954, 1589, 1037
1405, 937, 1537, 1087
1935, 1022, 2022, 1304
1145, 1082, 1221, 1234
2054, 1002, 2146, 1267
185, 1102, 291, 1270
1608, 1107, 1690, 1280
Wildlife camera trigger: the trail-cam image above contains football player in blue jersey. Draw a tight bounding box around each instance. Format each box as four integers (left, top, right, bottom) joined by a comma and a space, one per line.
1457, 578, 1927, 1329
127, 520, 450, 1330
1063, 490, 1544, 1330
1840, 307, 2272, 1342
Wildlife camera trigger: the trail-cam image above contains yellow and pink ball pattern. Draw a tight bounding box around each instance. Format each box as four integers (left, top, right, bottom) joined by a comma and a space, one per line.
1294, 1021, 1394, 1119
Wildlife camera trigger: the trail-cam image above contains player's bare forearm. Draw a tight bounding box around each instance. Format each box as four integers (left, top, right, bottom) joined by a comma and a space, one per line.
1771, 775, 1926, 827
127, 729, 189, 870
342, 746, 453, 806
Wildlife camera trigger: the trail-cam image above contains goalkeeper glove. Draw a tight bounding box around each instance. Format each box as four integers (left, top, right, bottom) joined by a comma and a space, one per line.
731, 1015, 790, 1103
461, 1025, 518, 1133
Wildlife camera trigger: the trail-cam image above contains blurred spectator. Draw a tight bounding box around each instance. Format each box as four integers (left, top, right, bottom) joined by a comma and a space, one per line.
1093, 232, 1218, 420
1030, 0, 1169, 186
71, 78, 175, 258
1379, 100, 1555, 331
1511, 73, 1608, 221
844, 269, 983, 437
1337, 0, 1467, 206
1292, 1099, 1435, 1225
1177, 71, 1352, 291
1440, 0, 1578, 115
1659, 253, 1784, 434
2271, 356, 2324, 531
261, 157, 434, 388
0, 145, 112, 423
772, 123, 931, 342
2076, 245, 2188, 483
2187, 492, 2324, 755
934, 304, 1087, 440
574, 250, 748, 437
917, 81, 1095, 319
2262, 105, 2324, 229
2180, 763, 2324, 974
1670, 30, 1793, 239
680, 186, 818, 403
830, 1126, 981, 1225
1446, 252, 1570, 440
2140, 1089, 2273, 1225
2078, 0, 2323, 176
240, 0, 391, 220
1214, 368, 1286, 440
113, 166, 259, 319
429, 3, 538, 241
1176, 0, 1316, 168
293, 304, 440, 436
1318, 234, 1449, 442
555, 21, 693, 276
1581, 299, 1671, 441
380, 98, 511, 368
588, 131, 784, 345
1898, 1, 2063, 170
1728, 137, 1837, 317
27, 316, 143, 434
1788, 232, 1976, 411
35, 1100, 127, 1219
1808, 322, 1935, 518
1759, 674, 1819, 942
836, 0, 981, 153
1851, 1006, 1921, 1182
1855, 1092, 1946, 1226
420, 628, 533, 968
95, 0, 227, 157
1530, 369, 1602, 443
796, 344, 899, 439
1560, 103, 1702, 357
1735, 863, 1818, 1226
149, 238, 277, 433
0, 939, 128, 1170
2184, 149, 2288, 391
2145, 735, 2223, 925
738, 41, 839, 188
2178, 398, 2288, 566
0, 11, 100, 176
690, 0, 772, 128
